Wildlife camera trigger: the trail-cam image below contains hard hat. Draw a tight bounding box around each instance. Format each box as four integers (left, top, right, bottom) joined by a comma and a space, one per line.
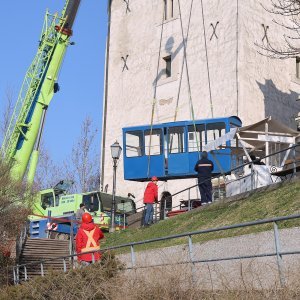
82, 212, 92, 224
151, 176, 158, 181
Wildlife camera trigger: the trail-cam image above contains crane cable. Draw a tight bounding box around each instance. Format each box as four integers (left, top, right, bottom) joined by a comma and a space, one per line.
199, 0, 214, 118
147, 4, 166, 178
176, 0, 201, 157
173, 0, 194, 122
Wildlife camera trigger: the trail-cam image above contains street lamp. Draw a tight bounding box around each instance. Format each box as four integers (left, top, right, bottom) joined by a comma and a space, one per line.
110, 140, 122, 233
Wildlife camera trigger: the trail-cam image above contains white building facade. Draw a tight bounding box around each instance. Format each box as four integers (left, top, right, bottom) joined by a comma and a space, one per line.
101, 0, 300, 208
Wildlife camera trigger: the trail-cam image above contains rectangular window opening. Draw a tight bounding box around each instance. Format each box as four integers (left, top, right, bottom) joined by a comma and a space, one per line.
170, 0, 174, 18
296, 57, 300, 79
164, 0, 174, 20
164, 56, 172, 78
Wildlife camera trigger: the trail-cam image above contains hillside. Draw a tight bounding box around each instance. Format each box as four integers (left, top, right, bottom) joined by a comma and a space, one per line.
104, 179, 300, 252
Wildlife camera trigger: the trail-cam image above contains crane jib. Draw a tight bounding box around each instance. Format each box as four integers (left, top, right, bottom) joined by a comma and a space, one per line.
63, 0, 81, 30
2, 0, 81, 183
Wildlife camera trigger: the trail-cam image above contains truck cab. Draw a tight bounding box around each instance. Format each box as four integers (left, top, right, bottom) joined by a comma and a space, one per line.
31, 180, 136, 233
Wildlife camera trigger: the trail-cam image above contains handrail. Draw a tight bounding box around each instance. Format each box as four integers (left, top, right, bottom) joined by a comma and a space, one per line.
164, 143, 300, 202
14, 213, 300, 268
15, 222, 29, 263
13, 212, 300, 288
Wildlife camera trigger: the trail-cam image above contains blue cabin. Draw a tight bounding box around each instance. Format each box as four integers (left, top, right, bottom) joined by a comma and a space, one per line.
122, 116, 242, 181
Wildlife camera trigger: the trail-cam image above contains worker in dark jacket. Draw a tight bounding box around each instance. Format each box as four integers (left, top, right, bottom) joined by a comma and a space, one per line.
143, 176, 158, 226
194, 151, 214, 205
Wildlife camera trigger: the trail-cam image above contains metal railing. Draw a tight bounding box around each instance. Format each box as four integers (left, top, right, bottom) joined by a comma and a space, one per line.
133, 144, 300, 226
156, 143, 300, 217
13, 213, 300, 287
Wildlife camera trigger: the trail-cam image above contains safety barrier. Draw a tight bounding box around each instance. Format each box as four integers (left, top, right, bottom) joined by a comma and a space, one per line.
13, 213, 300, 287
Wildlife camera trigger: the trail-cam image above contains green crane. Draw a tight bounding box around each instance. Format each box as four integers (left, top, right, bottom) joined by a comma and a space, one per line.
1, 0, 81, 187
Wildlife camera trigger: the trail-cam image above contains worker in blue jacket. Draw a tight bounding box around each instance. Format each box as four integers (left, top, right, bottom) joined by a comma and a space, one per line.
194, 151, 214, 205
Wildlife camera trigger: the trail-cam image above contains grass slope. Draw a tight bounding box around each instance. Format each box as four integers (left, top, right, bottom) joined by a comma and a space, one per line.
104, 180, 300, 252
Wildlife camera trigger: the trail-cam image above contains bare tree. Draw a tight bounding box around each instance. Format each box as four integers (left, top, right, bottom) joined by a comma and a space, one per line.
0, 160, 32, 257
0, 87, 15, 140
34, 142, 64, 190
258, 0, 300, 58
65, 116, 100, 193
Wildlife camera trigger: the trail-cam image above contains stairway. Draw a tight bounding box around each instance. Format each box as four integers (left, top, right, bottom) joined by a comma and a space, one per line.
17, 238, 72, 281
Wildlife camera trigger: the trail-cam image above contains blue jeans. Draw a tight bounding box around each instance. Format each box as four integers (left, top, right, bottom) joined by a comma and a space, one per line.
144, 203, 154, 225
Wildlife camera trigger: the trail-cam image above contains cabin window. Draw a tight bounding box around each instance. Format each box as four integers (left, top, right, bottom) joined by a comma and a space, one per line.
164, 56, 172, 78
188, 124, 205, 152
41, 192, 54, 209
126, 131, 143, 157
55, 195, 59, 206
230, 122, 240, 128
206, 122, 226, 146
83, 193, 99, 213
168, 126, 185, 153
116, 199, 136, 214
145, 129, 162, 156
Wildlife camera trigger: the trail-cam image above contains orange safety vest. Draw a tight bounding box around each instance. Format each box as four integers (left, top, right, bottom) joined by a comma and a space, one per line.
81, 228, 100, 253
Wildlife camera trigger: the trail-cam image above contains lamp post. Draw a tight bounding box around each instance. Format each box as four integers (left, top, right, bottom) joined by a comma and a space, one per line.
110, 140, 122, 233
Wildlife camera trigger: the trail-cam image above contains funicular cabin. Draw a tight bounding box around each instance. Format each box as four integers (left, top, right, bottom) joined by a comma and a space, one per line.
123, 116, 242, 181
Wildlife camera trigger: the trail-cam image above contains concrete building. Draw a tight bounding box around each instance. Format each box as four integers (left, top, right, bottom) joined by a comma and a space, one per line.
101, 0, 300, 208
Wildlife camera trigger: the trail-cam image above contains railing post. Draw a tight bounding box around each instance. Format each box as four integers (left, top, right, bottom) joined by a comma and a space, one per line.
40, 262, 44, 277
63, 258, 67, 272
13, 267, 17, 285
293, 146, 296, 177
273, 222, 285, 287
188, 188, 191, 211
24, 266, 28, 281
16, 265, 20, 284
250, 163, 254, 191
123, 212, 126, 229
130, 245, 136, 268
218, 177, 221, 200
188, 235, 196, 283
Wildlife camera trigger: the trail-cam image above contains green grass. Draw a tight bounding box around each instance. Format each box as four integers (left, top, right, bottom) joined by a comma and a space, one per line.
103, 180, 300, 253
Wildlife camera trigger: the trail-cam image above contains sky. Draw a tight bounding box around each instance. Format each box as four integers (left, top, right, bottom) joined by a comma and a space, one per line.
0, 1, 108, 163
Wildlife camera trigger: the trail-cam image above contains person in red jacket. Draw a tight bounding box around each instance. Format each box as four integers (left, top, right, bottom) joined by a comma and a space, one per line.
76, 212, 104, 265
143, 176, 159, 226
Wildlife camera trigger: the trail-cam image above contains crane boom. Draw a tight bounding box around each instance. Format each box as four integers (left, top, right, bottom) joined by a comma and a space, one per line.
1, 0, 81, 185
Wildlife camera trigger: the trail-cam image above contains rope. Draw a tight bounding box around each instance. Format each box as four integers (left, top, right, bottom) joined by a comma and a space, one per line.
177, 0, 201, 157
173, 0, 194, 122
147, 3, 165, 178
199, 0, 214, 118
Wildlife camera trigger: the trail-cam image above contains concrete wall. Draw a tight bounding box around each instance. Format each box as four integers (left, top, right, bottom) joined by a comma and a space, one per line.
117, 227, 300, 289
101, 0, 300, 207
